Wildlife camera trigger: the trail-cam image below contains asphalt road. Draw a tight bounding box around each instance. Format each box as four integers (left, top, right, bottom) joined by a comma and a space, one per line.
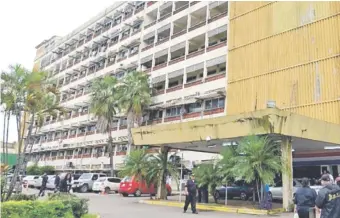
25, 189, 292, 218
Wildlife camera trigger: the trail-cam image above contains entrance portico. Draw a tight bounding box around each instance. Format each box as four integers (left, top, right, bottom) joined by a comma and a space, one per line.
132, 108, 340, 210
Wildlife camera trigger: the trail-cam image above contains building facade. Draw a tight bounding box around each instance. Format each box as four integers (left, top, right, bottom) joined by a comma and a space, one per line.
227, 1, 340, 177
28, 1, 228, 172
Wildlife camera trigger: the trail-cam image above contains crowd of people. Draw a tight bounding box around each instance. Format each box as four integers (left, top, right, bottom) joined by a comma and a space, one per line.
294, 172, 340, 218
37, 172, 73, 197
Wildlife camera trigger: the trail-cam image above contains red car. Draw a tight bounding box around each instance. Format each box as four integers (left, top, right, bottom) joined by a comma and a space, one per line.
119, 176, 172, 197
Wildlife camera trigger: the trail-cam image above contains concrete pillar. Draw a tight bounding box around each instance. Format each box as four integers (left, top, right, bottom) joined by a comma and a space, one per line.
281, 136, 293, 211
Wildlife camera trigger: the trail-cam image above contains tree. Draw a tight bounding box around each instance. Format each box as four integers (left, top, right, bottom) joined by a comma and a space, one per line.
26, 164, 41, 175
231, 135, 282, 203
119, 149, 149, 188
116, 71, 151, 153
1, 65, 63, 200
90, 76, 119, 177
193, 161, 222, 203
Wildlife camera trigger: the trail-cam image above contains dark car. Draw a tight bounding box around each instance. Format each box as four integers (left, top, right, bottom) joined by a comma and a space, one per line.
214, 180, 255, 201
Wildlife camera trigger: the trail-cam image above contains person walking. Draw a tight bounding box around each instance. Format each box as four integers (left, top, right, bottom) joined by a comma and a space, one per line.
60, 173, 72, 193
293, 178, 317, 218
315, 174, 340, 218
54, 173, 61, 193
183, 174, 198, 214
38, 173, 48, 197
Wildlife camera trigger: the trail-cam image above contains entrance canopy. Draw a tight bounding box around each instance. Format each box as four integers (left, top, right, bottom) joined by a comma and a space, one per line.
132, 108, 340, 153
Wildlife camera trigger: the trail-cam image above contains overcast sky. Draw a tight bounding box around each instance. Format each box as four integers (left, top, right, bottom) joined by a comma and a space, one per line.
0, 0, 116, 142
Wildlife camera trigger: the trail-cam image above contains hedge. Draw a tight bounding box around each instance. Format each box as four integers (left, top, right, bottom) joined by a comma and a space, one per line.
1, 200, 74, 218
48, 193, 89, 218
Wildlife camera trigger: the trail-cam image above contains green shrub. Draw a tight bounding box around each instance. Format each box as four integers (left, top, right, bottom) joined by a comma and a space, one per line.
48, 193, 89, 218
8, 194, 37, 201
1, 200, 74, 218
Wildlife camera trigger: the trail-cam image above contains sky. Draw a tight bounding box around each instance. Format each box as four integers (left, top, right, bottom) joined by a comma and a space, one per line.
0, 0, 117, 142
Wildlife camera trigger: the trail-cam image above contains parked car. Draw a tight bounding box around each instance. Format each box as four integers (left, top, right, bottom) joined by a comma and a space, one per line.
269, 179, 323, 200
214, 180, 255, 201
23, 175, 39, 188
47, 173, 82, 190
119, 176, 172, 197
72, 173, 107, 193
92, 177, 121, 193
33, 175, 55, 189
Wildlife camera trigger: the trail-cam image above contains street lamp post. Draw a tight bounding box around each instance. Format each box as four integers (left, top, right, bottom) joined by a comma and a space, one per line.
178, 150, 183, 202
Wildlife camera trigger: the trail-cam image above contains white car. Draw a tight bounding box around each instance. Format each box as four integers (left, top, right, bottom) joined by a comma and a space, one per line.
23, 175, 39, 187
34, 175, 55, 189
269, 179, 323, 200
92, 177, 121, 194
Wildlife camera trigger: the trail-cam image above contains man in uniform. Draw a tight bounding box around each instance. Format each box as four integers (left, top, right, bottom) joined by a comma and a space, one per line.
315, 174, 340, 218
183, 174, 198, 214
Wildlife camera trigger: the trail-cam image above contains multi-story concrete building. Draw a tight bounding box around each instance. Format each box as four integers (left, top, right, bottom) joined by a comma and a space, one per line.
28, 1, 229, 172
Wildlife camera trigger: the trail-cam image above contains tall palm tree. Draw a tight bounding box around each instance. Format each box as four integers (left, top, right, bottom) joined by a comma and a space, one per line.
90, 76, 119, 177
116, 71, 151, 153
231, 135, 282, 203
1, 65, 64, 200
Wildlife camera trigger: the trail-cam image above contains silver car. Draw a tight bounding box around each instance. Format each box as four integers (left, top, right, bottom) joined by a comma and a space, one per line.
269, 179, 322, 200
72, 173, 107, 193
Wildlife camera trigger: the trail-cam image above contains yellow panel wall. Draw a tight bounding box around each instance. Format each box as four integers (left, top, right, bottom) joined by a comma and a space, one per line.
227, 1, 340, 124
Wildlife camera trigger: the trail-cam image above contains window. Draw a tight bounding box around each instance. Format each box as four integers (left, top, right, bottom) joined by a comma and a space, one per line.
205, 97, 225, 110
108, 178, 121, 183
207, 70, 217, 76
168, 80, 179, 88
166, 107, 181, 117
186, 75, 197, 83
150, 110, 162, 120
100, 174, 106, 177
92, 175, 98, 180
185, 102, 202, 113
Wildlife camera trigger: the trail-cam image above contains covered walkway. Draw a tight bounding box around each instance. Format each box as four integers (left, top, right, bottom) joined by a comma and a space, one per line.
132, 108, 340, 210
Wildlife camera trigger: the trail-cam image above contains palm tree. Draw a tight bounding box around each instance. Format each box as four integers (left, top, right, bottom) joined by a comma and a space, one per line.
147, 151, 179, 200
116, 71, 151, 153
1, 65, 64, 200
119, 149, 149, 192
193, 161, 222, 203
90, 76, 119, 177
231, 135, 282, 203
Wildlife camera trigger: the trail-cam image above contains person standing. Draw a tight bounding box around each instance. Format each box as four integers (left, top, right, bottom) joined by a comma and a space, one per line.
60, 173, 72, 193
54, 173, 61, 193
38, 173, 48, 197
183, 174, 198, 214
315, 174, 340, 218
293, 178, 317, 218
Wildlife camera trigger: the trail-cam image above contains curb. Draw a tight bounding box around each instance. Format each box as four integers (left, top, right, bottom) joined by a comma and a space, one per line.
139, 200, 284, 215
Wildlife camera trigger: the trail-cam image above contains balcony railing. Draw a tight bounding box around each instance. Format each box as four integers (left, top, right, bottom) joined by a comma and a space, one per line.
183, 112, 201, 119
164, 116, 181, 122
169, 56, 185, 65
186, 48, 205, 59
166, 84, 183, 93
184, 79, 203, 88
207, 41, 227, 52
153, 62, 167, 71
203, 107, 224, 116
142, 44, 154, 52
189, 21, 206, 32
144, 21, 156, 29
208, 12, 228, 23
153, 89, 165, 96
155, 37, 169, 46
171, 29, 187, 39
174, 4, 189, 14
190, 1, 199, 6
158, 12, 172, 22
204, 73, 225, 83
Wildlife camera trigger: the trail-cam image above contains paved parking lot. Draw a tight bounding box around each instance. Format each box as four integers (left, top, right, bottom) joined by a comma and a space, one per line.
25, 188, 292, 218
